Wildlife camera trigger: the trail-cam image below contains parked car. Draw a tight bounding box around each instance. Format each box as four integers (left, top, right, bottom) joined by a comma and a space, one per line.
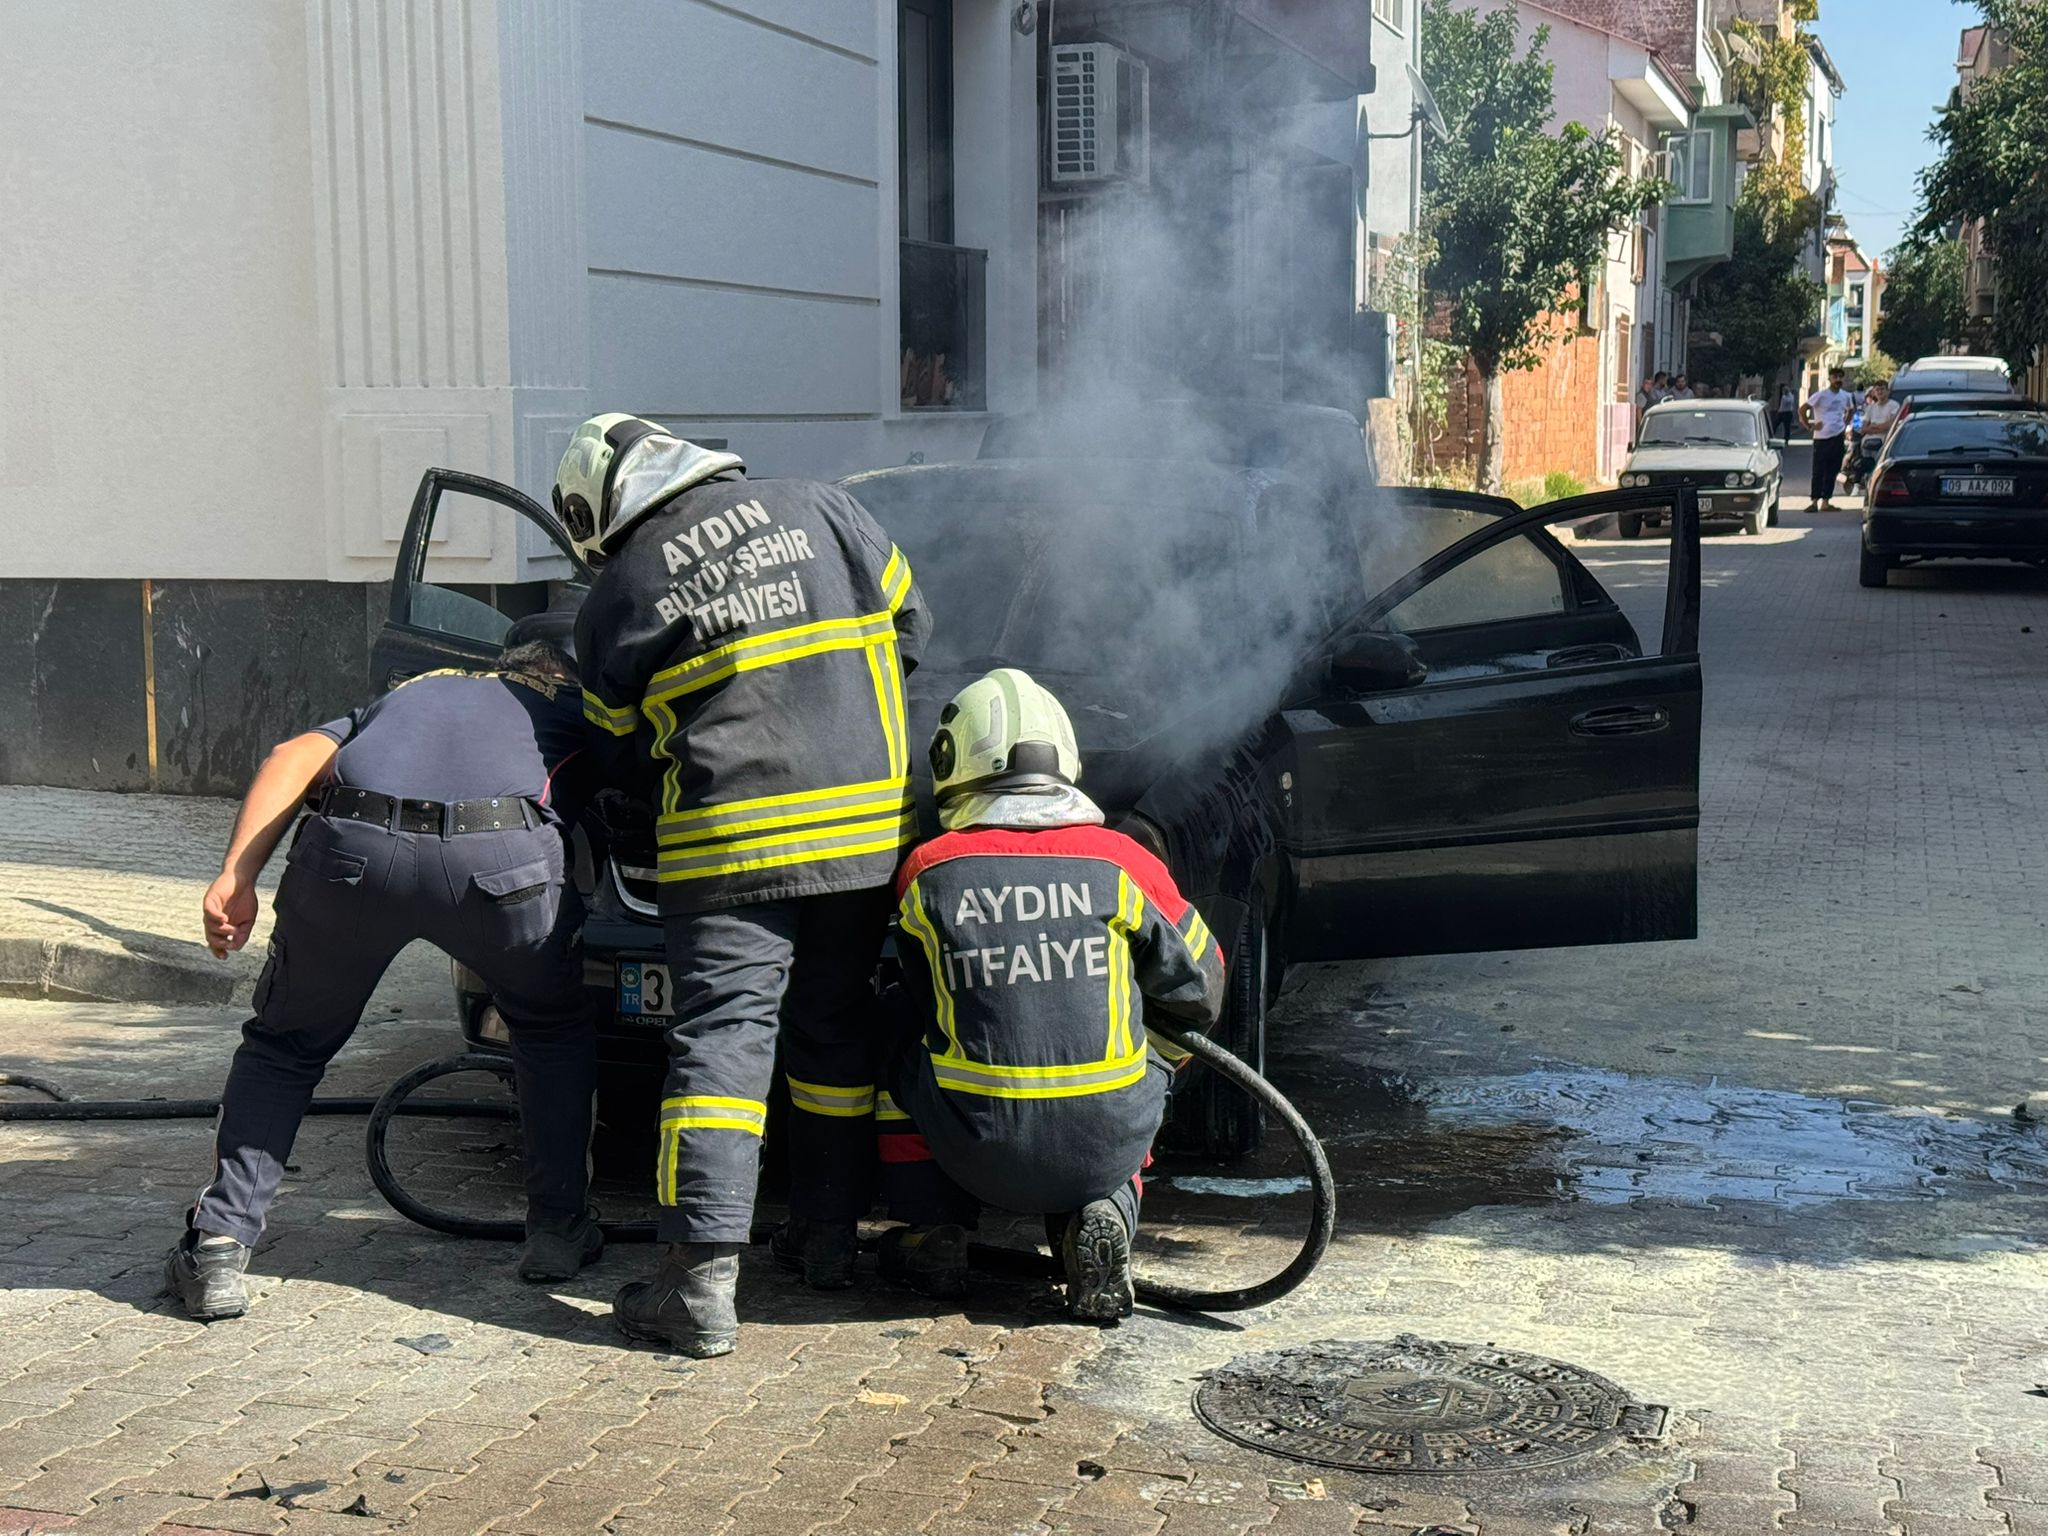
1895, 392, 2046, 428
1861, 410, 2048, 588
371, 461, 1704, 1157
1617, 398, 1784, 536
1889, 358, 2017, 408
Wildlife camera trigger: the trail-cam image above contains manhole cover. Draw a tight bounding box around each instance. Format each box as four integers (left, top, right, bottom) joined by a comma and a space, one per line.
1193, 1335, 1668, 1476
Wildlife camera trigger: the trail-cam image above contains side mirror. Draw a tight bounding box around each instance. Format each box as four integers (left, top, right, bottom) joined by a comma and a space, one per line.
1329, 630, 1427, 694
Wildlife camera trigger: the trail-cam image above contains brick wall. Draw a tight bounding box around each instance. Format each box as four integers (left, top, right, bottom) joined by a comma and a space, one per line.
1440, 319, 1607, 488
1529, 0, 1698, 72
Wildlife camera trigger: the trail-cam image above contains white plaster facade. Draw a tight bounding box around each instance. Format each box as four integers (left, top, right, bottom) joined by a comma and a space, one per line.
1, 0, 1040, 589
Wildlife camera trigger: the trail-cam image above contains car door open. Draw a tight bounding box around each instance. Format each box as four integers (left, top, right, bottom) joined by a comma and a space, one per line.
1280, 485, 1702, 960
372, 469, 589, 694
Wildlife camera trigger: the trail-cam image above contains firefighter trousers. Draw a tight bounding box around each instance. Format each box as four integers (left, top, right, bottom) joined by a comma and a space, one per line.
190, 813, 593, 1247
656, 887, 892, 1244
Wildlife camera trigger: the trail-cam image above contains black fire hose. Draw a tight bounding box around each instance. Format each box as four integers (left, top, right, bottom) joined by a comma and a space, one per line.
1, 1026, 1335, 1314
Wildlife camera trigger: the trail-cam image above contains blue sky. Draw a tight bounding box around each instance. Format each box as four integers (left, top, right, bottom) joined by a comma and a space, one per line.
1825, 0, 1982, 262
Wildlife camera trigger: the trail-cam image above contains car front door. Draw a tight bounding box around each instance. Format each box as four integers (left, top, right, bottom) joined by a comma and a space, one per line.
1277, 485, 1702, 960
371, 469, 588, 693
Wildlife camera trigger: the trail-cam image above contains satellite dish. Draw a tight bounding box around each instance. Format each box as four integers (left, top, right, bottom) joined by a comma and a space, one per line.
1408, 62, 1450, 142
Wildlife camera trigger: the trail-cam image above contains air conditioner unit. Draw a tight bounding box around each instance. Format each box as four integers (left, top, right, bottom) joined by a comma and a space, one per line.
1048, 43, 1150, 188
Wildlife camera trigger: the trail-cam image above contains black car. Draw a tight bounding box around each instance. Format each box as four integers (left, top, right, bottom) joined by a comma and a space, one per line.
1895, 392, 2047, 428
1862, 411, 2048, 588
1888, 361, 2017, 407
372, 462, 1704, 1156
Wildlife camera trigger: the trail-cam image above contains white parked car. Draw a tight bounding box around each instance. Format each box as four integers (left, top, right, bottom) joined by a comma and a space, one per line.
1618, 398, 1785, 537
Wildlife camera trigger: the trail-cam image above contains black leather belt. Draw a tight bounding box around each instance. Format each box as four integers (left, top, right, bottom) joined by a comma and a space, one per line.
320, 786, 546, 835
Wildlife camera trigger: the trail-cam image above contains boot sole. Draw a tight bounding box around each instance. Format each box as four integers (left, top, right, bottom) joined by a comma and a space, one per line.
613, 1311, 736, 1358
517, 1236, 605, 1282
163, 1252, 248, 1322
1065, 1206, 1134, 1324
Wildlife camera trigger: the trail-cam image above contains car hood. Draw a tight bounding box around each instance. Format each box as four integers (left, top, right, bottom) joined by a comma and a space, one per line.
1626, 445, 1770, 475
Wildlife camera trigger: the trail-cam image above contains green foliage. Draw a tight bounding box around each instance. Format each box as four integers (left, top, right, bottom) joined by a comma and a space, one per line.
1877, 238, 1968, 364
1503, 471, 1589, 509
1725, 19, 1809, 139
1918, 0, 2048, 371
1851, 350, 1898, 389
1383, 231, 1468, 475
1691, 187, 1823, 386
1419, 0, 1663, 376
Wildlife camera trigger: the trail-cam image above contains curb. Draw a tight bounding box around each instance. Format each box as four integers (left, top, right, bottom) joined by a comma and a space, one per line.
0, 932, 254, 1007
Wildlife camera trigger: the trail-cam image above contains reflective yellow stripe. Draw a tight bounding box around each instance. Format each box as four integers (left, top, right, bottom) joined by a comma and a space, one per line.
658, 777, 906, 829
656, 789, 910, 846
882, 546, 913, 613
875, 1092, 911, 1123
873, 638, 907, 776
929, 1046, 1151, 1100
583, 689, 641, 736
646, 612, 896, 704
656, 1097, 767, 1202
1184, 910, 1212, 964
786, 1078, 876, 1117
898, 882, 960, 1058
654, 813, 914, 882
1106, 872, 1145, 1059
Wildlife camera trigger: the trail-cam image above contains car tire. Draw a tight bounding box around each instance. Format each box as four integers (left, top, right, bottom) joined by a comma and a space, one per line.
1859, 545, 1890, 588
1169, 898, 1271, 1161
1618, 512, 1643, 540
1741, 507, 1764, 536
1767, 494, 1781, 528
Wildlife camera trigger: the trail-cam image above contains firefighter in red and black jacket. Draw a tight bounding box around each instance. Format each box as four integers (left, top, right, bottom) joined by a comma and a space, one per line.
879, 668, 1226, 1321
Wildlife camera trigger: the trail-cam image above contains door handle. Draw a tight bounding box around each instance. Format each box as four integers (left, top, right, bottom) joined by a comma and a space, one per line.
1547, 643, 1628, 669
1570, 704, 1669, 738
386, 669, 417, 691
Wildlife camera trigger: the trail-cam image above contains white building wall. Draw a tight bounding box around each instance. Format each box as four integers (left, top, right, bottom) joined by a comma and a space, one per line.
1364, 5, 1419, 277
0, 2, 328, 582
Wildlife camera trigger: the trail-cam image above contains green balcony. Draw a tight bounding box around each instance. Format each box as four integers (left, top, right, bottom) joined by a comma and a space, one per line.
1664, 105, 1755, 288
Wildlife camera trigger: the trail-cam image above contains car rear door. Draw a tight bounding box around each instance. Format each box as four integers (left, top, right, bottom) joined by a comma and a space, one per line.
371, 469, 588, 693
1276, 486, 1702, 960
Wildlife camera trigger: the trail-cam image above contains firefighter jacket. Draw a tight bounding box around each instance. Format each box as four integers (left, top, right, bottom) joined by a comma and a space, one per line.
574, 476, 928, 913
886, 823, 1227, 1212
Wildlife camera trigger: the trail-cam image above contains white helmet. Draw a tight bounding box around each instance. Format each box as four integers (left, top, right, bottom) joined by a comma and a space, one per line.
929, 668, 1082, 802
552, 414, 745, 562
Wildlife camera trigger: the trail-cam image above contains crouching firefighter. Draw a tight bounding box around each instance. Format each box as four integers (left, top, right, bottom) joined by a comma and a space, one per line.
877, 669, 1226, 1321
555, 414, 928, 1358
165, 640, 600, 1321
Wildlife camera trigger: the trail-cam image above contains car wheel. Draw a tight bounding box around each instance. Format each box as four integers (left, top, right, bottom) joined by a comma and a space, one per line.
1169, 897, 1271, 1161
1618, 512, 1643, 540
1767, 494, 1781, 528
1741, 507, 1764, 536
1859, 545, 1890, 589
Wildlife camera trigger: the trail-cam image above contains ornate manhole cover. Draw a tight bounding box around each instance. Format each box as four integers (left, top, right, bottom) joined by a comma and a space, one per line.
1193, 1335, 1669, 1476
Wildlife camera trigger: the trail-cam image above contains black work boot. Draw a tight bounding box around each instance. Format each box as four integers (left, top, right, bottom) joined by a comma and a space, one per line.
163, 1231, 250, 1322
1060, 1199, 1135, 1324
516, 1210, 604, 1282
769, 1216, 859, 1291
877, 1224, 970, 1300
613, 1243, 740, 1358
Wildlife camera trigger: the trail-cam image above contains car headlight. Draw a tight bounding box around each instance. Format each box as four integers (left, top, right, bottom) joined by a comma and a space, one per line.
1723, 471, 1743, 488
1621, 472, 1641, 488
1741, 471, 1758, 487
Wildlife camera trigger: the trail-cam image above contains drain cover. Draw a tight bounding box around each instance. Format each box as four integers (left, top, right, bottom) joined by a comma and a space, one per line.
1194, 1336, 1668, 1475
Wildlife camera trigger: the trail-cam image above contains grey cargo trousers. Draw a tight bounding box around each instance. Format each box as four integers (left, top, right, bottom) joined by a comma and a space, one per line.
190, 813, 593, 1246
656, 888, 891, 1244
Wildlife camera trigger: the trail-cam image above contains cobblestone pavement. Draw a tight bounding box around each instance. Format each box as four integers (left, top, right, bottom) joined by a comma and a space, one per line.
4, 485, 2048, 1534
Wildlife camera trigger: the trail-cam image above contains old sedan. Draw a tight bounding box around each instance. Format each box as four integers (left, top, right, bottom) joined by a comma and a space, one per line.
371, 461, 1703, 1157
1618, 399, 1784, 536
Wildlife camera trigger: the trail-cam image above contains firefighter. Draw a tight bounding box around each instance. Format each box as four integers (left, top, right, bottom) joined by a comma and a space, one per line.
555, 415, 927, 1358
877, 669, 1226, 1321
165, 640, 599, 1321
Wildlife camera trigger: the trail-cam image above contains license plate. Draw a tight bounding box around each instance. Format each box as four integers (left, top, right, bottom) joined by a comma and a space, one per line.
618, 961, 673, 1017
1941, 476, 2014, 498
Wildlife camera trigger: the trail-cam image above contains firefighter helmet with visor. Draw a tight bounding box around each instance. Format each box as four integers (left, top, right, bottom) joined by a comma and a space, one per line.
552, 414, 745, 562
929, 668, 1082, 802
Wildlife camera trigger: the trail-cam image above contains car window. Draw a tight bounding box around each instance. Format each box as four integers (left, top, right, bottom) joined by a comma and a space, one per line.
1638, 409, 1759, 447
1889, 415, 2048, 457
1387, 535, 1567, 633
395, 482, 583, 648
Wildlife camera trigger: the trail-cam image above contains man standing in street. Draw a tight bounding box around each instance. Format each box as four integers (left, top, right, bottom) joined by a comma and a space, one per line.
556, 414, 928, 1359
166, 640, 600, 1321
1775, 382, 1798, 443
1802, 366, 1859, 512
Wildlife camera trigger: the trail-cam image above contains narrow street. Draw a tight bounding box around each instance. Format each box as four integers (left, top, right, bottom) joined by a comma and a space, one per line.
5, 459, 2048, 1535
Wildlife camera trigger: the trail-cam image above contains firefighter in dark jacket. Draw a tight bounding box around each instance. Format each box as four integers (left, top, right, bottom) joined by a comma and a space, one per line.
878, 669, 1226, 1321
554, 414, 928, 1357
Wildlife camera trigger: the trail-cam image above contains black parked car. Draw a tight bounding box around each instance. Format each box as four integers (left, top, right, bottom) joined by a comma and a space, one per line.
372, 461, 1704, 1156
1862, 411, 2048, 588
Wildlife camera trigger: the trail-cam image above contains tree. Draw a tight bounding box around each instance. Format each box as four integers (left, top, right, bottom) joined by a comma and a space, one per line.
1877, 237, 1968, 364
1918, 0, 2048, 372
1420, 0, 1661, 493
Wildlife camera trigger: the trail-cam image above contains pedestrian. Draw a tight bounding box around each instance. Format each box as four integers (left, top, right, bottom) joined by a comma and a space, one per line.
1639, 371, 1668, 413
1801, 366, 1858, 512
873, 669, 1227, 1321
165, 639, 600, 1322
1774, 382, 1797, 442
556, 414, 929, 1359
1670, 374, 1695, 401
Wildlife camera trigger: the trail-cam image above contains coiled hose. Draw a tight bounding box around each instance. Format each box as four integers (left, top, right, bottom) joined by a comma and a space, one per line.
1, 1025, 1335, 1314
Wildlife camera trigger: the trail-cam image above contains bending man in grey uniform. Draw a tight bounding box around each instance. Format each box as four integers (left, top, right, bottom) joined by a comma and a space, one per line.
164, 640, 599, 1321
